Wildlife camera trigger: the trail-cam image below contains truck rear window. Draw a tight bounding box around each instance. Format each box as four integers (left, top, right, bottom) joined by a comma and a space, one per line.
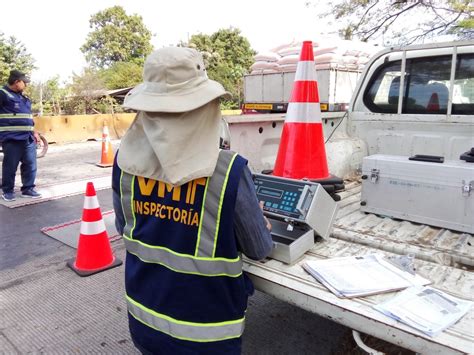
404, 56, 451, 114
364, 53, 474, 115
364, 61, 401, 114
452, 54, 474, 115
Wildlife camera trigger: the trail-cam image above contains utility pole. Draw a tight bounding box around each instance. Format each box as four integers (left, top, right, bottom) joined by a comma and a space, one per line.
39, 82, 44, 116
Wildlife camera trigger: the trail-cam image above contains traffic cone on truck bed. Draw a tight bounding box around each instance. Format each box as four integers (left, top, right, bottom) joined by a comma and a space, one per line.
273, 40, 330, 180
272, 41, 344, 200
67, 182, 122, 276
96, 124, 114, 167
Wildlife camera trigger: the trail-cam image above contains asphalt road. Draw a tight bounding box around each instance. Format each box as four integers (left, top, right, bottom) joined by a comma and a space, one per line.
0, 141, 360, 354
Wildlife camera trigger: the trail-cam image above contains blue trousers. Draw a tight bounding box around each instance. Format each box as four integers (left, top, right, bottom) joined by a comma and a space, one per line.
1, 138, 37, 193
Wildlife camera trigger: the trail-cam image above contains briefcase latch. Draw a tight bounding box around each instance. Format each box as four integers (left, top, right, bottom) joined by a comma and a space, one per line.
370, 169, 380, 183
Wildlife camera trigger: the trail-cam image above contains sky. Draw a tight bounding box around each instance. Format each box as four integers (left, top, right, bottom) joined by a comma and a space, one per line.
1, 0, 334, 83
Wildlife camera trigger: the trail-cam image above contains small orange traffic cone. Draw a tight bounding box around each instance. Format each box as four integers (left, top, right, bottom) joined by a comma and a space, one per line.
426, 92, 440, 112
96, 124, 114, 167
67, 182, 122, 276
273, 40, 330, 180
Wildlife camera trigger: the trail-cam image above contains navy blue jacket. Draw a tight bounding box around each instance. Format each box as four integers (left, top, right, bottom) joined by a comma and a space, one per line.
0, 85, 34, 142
113, 150, 272, 354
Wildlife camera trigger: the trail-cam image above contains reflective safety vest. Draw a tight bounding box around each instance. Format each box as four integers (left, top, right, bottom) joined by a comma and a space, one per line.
0, 86, 34, 141
117, 149, 249, 353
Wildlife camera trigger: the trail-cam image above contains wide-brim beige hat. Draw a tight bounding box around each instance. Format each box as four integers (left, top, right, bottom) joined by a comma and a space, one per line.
123, 47, 230, 113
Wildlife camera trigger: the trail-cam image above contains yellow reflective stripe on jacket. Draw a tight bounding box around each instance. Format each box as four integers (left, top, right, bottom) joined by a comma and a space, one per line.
212, 152, 237, 257
126, 295, 245, 342
0, 126, 34, 131
120, 172, 136, 240
122, 234, 242, 277
0, 113, 33, 119
195, 150, 237, 257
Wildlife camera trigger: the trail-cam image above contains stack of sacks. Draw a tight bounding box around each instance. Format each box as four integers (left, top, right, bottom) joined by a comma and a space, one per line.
249, 39, 379, 74
276, 43, 302, 72
250, 51, 281, 74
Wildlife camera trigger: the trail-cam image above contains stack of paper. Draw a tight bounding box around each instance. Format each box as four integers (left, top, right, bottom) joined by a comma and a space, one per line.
374, 286, 472, 337
303, 254, 430, 298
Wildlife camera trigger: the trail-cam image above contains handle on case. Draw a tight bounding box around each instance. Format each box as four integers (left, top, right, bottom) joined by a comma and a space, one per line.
408, 154, 444, 163
295, 185, 310, 216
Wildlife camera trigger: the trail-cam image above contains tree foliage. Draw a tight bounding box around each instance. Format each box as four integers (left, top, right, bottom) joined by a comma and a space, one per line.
0, 32, 35, 84
320, 0, 473, 44
81, 6, 153, 68
187, 28, 255, 109
100, 61, 143, 90
72, 6, 152, 112
29, 76, 68, 115
64, 68, 111, 114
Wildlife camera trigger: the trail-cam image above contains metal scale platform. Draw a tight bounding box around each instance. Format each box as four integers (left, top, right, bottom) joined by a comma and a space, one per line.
253, 174, 339, 264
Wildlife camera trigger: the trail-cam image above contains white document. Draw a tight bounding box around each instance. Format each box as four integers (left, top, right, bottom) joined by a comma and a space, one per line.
303, 254, 430, 298
374, 286, 472, 337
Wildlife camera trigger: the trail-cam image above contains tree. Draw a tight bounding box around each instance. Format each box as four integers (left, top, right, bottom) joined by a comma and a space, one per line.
64, 68, 109, 114
319, 0, 473, 45
100, 61, 143, 89
187, 28, 255, 109
29, 76, 68, 115
81, 6, 153, 68
0, 32, 35, 84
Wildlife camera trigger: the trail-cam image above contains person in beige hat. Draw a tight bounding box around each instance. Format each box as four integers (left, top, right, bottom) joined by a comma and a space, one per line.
112, 46, 272, 354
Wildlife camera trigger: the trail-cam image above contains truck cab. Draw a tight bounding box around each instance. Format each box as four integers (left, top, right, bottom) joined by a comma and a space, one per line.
350, 40, 474, 162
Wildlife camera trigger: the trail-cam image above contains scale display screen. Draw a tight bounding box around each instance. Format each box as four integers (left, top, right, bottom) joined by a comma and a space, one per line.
253, 174, 306, 219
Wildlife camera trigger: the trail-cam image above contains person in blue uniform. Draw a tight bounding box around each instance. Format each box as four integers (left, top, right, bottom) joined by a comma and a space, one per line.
0, 70, 42, 201
112, 47, 273, 354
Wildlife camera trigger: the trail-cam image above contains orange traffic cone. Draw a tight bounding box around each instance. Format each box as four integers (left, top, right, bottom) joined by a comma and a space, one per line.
426, 92, 439, 112
96, 124, 114, 167
273, 40, 330, 180
67, 182, 122, 276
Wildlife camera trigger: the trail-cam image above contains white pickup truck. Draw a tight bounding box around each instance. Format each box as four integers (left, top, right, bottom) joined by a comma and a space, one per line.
225, 40, 474, 354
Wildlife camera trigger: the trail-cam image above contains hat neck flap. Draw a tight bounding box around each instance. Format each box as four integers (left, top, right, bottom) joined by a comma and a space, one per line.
117, 100, 221, 186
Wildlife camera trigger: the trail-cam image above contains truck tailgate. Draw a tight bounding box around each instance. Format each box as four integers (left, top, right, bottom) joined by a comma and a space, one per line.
243, 180, 473, 354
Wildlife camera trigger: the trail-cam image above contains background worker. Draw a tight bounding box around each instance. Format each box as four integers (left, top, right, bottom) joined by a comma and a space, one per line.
0, 70, 41, 201
112, 46, 273, 354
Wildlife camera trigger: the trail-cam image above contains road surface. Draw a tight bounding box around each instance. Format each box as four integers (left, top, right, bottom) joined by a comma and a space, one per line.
0, 141, 397, 354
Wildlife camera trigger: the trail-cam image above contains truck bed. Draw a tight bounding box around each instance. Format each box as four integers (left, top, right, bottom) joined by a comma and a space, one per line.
243, 180, 473, 354
334, 180, 473, 268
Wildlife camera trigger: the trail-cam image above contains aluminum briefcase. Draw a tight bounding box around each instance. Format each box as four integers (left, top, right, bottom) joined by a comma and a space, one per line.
360, 154, 474, 234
